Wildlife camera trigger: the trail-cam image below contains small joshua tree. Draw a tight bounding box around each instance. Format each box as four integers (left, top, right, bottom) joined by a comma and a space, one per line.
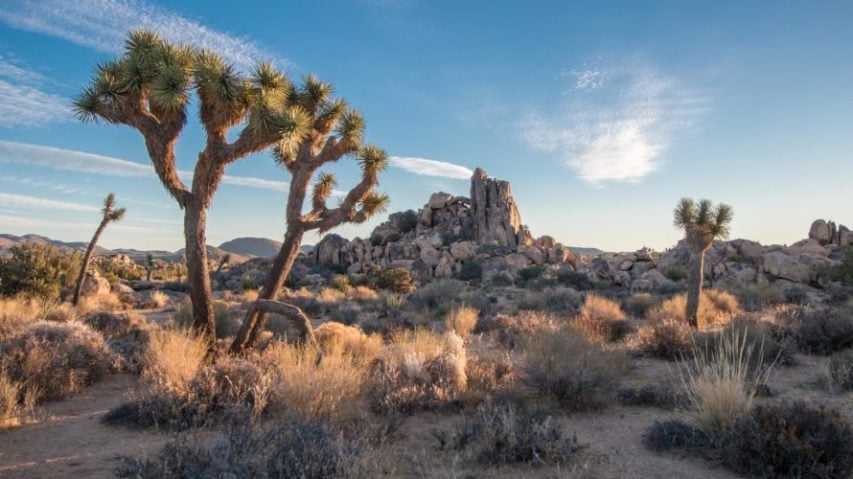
75, 30, 309, 337
72, 193, 126, 305
673, 198, 733, 328
230, 76, 389, 353
144, 253, 155, 281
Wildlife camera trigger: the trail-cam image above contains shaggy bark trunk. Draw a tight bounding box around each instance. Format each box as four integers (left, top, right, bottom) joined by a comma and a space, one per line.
685, 248, 706, 329
231, 227, 305, 353
71, 218, 108, 306
184, 197, 215, 338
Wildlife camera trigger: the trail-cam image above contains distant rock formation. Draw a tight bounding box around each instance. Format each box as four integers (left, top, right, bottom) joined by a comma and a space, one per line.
808, 219, 852, 247
219, 237, 284, 258
309, 168, 577, 283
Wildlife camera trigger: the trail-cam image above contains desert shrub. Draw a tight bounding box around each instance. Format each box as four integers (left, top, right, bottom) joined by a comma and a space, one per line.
793, 306, 853, 354
662, 265, 688, 282
171, 300, 243, 339
518, 265, 546, 284
520, 327, 628, 411
677, 327, 774, 433
575, 294, 633, 342
1, 320, 112, 401
442, 399, 580, 466
314, 322, 382, 361
624, 293, 660, 318
143, 328, 208, 396
517, 287, 582, 315
556, 269, 594, 290
445, 306, 478, 338
82, 310, 151, 372
0, 242, 81, 299
328, 303, 362, 325
0, 296, 45, 338
456, 261, 483, 282
83, 310, 147, 338
647, 290, 739, 328
824, 245, 853, 285
728, 283, 785, 312
784, 286, 810, 305
464, 354, 515, 402
721, 401, 853, 479
828, 349, 853, 391
643, 419, 714, 452
408, 279, 466, 310
638, 320, 693, 360
329, 274, 351, 292
116, 413, 376, 479
368, 330, 467, 414
264, 341, 368, 422
618, 382, 684, 409
475, 311, 558, 350
370, 268, 415, 294
346, 285, 380, 303
700, 318, 796, 368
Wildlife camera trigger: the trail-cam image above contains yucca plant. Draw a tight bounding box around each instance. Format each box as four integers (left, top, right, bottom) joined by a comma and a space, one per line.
673, 198, 733, 328
71, 193, 126, 306
75, 30, 311, 337
230, 75, 390, 353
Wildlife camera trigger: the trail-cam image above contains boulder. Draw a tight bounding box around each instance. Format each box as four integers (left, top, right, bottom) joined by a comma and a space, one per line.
809, 219, 831, 245
313, 234, 349, 266
80, 270, 110, 297
762, 252, 811, 283
786, 239, 829, 257
470, 168, 526, 247
519, 245, 545, 265
435, 253, 455, 279
428, 192, 454, 209
449, 241, 477, 261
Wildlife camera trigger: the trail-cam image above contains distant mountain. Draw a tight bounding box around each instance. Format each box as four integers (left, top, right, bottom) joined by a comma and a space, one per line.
218, 237, 283, 258
171, 245, 250, 264
0, 233, 111, 255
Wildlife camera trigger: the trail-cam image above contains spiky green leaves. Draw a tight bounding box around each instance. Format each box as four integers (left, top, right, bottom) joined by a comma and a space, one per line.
357, 145, 388, 178
314, 98, 347, 136
359, 192, 390, 218
336, 110, 365, 152
101, 193, 126, 223
312, 172, 337, 210
674, 197, 734, 241
295, 74, 333, 114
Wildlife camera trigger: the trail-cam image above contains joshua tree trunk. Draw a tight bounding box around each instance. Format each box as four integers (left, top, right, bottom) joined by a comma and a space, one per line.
685, 249, 705, 329
231, 227, 305, 353
184, 198, 215, 337
71, 218, 109, 306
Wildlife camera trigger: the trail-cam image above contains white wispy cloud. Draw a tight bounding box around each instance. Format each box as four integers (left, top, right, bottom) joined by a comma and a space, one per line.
0, 213, 153, 232
565, 68, 607, 91
0, 192, 98, 212
0, 0, 281, 71
0, 175, 85, 195
0, 140, 293, 195
0, 55, 72, 126
521, 62, 708, 185
390, 156, 473, 180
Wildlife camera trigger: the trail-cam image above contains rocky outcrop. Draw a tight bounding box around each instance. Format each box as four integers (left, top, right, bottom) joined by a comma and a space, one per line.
809, 219, 852, 247
308, 168, 577, 283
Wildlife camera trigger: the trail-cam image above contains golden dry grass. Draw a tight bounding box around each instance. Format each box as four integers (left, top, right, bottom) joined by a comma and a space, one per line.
445, 306, 479, 339
314, 322, 382, 362
142, 328, 207, 395
648, 290, 740, 328
575, 294, 631, 343
0, 364, 39, 429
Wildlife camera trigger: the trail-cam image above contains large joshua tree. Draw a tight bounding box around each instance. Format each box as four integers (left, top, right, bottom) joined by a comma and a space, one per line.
74, 30, 309, 337
230, 77, 390, 353
72, 193, 126, 305
673, 198, 734, 328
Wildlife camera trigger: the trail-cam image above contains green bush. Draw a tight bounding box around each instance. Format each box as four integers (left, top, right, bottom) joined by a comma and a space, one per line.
408, 279, 465, 310
455, 261, 483, 282
0, 242, 81, 299
368, 268, 414, 294
518, 265, 545, 284
727, 283, 784, 312
662, 265, 688, 282
517, 287, 582, 315
824, 246, 853, 285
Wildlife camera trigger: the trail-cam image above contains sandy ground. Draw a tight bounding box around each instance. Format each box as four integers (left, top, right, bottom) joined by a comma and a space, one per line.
0, 375, 169, 479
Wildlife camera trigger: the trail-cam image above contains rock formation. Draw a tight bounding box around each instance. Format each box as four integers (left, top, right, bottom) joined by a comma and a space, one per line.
809, 219, 853, 247
308, 168, 577, 283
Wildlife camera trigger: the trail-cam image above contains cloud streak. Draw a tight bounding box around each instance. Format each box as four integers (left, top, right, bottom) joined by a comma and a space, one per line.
0, 0, 282, 71
0, 140, 292, 195
390, 156, 473, 180
0, 56, 72, 126
521, 62, 708, 184
0, 192, 98, 212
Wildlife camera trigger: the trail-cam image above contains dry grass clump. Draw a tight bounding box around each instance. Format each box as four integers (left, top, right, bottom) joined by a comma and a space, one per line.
171, 299, 244, 339
83, 310, 147, 338
475, 310, 558, 349
677, 327, 774, 433
445, 306, 479, 339
314, 322, 382, 362
77, 291, 124, 315
347, 285, 380, 302
368, 330, 467, 414
828, 349, 853, 392
83, 310, 151, 372
1, 320, 112, 401
142, 328, 208, 395
624, 292, 660, 318
792, 306, 853, 354
264, 341, 367, 422
647, 290, 739, 328
0, 365, 39, 428
464, 353, 515, 403
637, 319, 694, 359
0, 295, 51, 338
575, 294, 633, 342
519, 327, 628, 411
516, 287, 583, 314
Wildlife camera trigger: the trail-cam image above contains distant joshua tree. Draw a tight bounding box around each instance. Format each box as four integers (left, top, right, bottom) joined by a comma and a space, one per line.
144, 253, 155, 281
72, 193, 126, 305
673, 198, 733, 328
230, 77, 390, 353
75, 30, 310, 338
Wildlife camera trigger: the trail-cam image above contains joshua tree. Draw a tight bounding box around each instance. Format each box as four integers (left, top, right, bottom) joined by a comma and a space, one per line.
144, 253, 155, 281
72, 193, 126, 305
230, 77, 389, 353
673, 198, 733, 328
75, 30, 308, 337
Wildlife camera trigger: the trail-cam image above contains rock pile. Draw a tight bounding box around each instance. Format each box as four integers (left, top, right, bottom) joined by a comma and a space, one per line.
309, 168, 577, 283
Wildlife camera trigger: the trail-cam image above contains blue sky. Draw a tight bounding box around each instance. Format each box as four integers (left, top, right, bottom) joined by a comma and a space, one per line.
0, 0, 851, 252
